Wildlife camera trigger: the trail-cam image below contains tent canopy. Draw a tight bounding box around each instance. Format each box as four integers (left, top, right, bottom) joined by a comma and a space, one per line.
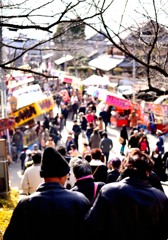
88, 55, 124, 71
54, 55, 74, 65
81, 74, 110, 86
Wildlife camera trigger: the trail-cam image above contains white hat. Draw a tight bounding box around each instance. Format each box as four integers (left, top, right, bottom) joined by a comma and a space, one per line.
26, 149, 32, 155
156, 129, 162, 134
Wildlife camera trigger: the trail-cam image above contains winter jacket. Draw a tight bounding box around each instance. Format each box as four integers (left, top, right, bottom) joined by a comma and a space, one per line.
71, 177, 105, 205
86, 177, 168, 240
4, 182, 90, 240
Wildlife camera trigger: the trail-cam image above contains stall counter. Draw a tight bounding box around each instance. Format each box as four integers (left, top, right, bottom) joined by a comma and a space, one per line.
110, 116, 129, 127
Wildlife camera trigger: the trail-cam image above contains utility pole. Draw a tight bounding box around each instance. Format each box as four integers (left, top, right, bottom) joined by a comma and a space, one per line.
0, 0, 10, 193
132, 58, 136, 102
0, 1, 6, 119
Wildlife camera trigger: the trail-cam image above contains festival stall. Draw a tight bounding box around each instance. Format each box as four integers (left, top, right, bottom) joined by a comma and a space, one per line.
140, 99, 168, 133
99, 90, 132, 127
81, 74, 110, 86
86, 86, 134, 127
7, 83, 56, 147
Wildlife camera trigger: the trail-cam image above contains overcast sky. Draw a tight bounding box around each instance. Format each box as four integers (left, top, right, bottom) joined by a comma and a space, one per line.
3, 0, 168, 40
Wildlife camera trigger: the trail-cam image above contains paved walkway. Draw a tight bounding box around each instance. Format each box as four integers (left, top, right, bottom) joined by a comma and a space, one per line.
7, 119, 168, 196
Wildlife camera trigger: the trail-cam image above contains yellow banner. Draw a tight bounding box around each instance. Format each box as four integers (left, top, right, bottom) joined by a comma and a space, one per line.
9, 96, 56, 127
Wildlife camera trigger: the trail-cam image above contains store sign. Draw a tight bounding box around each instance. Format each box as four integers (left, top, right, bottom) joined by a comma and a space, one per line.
63, 77, 72, 84
0, 117, 15, 131
12, 84, 44, 109
106, 95, 131, 109
9, 96, 55, 127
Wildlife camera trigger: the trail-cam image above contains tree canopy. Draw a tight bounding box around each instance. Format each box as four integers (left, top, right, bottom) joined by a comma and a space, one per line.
1, 0, 168, 94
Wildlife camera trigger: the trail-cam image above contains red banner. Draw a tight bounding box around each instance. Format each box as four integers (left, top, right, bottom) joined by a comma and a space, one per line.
0, 117, 15, 131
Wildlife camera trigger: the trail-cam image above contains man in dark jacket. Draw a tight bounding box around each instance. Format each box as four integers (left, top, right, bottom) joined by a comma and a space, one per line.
4, 147, 90, 240
86, 149, 168, 240
72, 120, 81, 150
99, 132, 113, 164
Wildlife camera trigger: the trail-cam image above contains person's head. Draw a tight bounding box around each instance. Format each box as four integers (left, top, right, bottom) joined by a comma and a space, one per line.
98, 116, 103, 121
32, 152, 42, 165
73, 159, 92, 179
23, 145, 28, 151
84, 154, 92, 163
120, 149, 154, 179
57, 145, 67, 156
40, 147, 70, 185
73, 120, 78, 124
140, 135, 147, 142
67, 134, 73, 141
102, 132, 107, 138
79, 112, 84, 117
70, 144, 77, 151
108, 157, 121, 170
88, 122, 94, 128
33, 143, 39, 151
93, 127, 99, 134
139, 128, 144, 133
91, 148, 102, 160
133, 130, 139, 136
26, 149, 32, 157
48, 137, 53, 142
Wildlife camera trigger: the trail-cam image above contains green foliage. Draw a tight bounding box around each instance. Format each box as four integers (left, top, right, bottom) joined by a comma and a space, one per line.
0, 189, 19, 239
53, 17, 85, 44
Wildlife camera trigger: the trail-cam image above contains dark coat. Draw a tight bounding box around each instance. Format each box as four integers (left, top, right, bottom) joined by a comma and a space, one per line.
107, 169, 120, 183
128, 135, 140, 148
86, 177, 168, 240
120, 125, 128, 145
80, 117, 88, 131
90, 160, 108, 183
71, 178, 105, 205
61, 107, 69, 119
72, 124, 81, 136
4, 182, 90, 240
66, 139, 75, 152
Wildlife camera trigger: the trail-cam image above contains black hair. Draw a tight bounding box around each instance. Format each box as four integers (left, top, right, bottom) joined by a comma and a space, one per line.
73, 159, 92, 179
57, 146, 67, 156
32, 153, 42, 164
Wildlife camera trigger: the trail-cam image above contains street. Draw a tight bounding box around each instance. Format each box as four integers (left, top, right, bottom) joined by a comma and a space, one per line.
7, 118, 168, 196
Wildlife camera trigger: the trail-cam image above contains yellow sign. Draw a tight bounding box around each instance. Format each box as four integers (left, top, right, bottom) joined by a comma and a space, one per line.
9, 96, 56, 127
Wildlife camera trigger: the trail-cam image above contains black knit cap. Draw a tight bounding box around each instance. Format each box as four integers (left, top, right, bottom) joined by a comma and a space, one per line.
40, 147, 70, 178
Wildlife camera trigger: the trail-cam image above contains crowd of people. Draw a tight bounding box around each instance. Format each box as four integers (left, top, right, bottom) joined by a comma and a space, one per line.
8, 82, 168, 190
4, 82, 168, 240
4, 146, 168, 240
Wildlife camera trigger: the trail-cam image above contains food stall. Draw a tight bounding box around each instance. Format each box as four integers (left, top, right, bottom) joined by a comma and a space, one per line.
141, 99, 168, 133
97, 88, 133, 127
86, 86, 142, 127
8, 95, 55, 146
7, 81, 56, 147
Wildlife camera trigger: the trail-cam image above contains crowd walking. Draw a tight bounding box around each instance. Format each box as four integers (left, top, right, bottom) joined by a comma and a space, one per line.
4, 82, 168, 240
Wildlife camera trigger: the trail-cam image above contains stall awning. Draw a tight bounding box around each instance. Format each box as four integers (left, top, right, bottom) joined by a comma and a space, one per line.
81, 74, 110, 86
9, 96, 56, 127
42, 53, 53, 60
54, 55, 74, 65
88, 55, 124, 71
